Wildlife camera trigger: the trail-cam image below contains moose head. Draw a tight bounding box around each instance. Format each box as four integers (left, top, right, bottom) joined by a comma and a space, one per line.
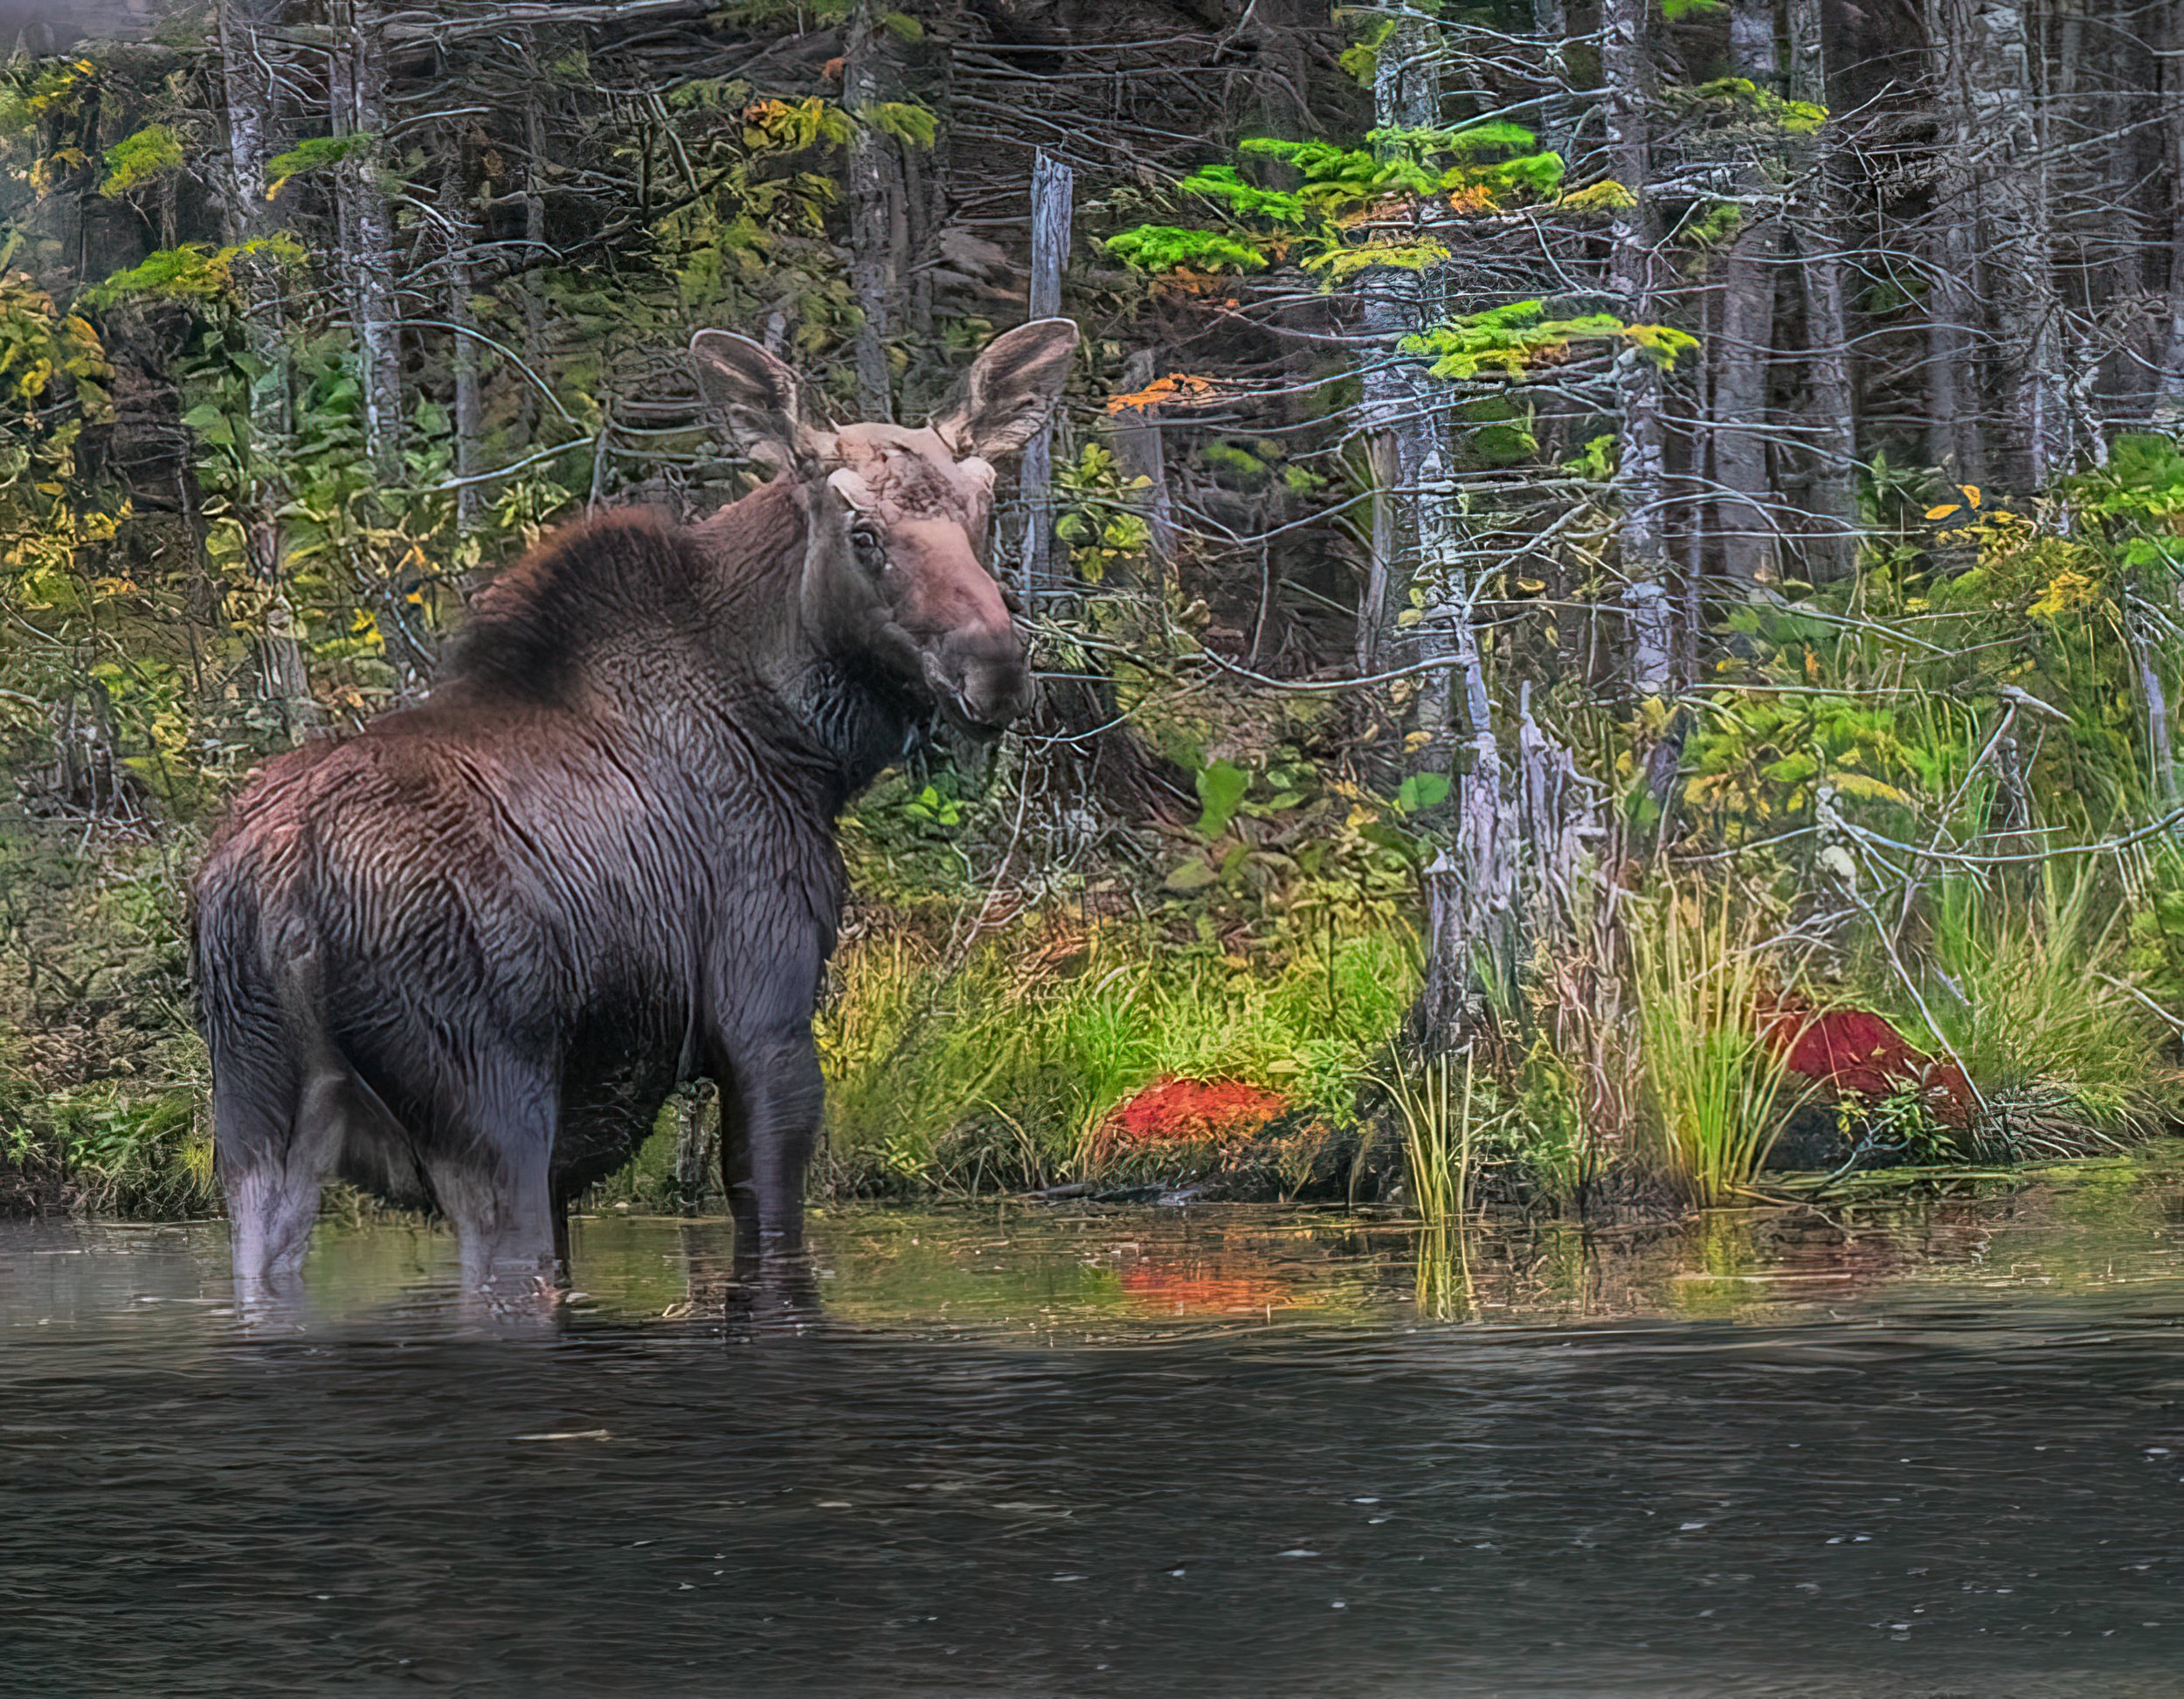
690, 319, 1078, 736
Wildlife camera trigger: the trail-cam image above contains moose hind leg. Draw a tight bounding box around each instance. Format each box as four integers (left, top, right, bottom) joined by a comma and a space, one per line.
218, 1063, 346, 1296
425, 1062, 563, 1297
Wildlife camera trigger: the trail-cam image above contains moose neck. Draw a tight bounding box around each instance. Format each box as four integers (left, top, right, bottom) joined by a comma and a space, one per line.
699, 478, 924, 812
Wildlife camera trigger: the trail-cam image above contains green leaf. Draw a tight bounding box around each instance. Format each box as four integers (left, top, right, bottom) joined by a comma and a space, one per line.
180, 402, 233, 445
1163, 856, 1219, 894
1193, 758, 1250, 838
99, 124, 185, 198
1395, 771, 1451, 814
866, 100, 937, 148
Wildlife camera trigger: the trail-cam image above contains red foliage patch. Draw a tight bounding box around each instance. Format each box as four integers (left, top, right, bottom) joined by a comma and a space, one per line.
1759, 997, 1973, 1127
1106, 1076, 1291, 1148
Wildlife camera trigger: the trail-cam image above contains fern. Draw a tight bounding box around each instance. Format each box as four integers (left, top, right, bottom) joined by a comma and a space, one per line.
1105, 224, 1268, 274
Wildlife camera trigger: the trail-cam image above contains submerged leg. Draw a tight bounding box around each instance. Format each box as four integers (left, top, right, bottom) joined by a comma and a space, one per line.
218, 1062, 345, 1305
728, 1028, 823, 1265
715, 1071, 761, 1273
425, 1060, 564, 1302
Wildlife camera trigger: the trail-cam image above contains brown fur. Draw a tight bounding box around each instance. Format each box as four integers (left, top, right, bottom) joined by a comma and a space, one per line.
192, 316, 1075, 1299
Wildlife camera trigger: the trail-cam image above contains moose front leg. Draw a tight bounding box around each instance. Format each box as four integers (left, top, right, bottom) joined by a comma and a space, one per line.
714, 1025, 824, 1269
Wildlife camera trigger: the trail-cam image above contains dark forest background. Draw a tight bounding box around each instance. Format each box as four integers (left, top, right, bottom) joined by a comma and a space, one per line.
9, 0, 2184, 1214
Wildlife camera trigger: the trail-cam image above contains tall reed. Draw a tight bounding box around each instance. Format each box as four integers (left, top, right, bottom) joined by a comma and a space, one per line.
1628, 882, 1805, 1206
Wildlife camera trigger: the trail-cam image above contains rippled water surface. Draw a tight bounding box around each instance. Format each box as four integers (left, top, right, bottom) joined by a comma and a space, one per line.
7, 1150, 2184, 1696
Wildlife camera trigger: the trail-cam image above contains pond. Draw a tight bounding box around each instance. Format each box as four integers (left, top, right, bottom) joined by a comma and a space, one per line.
5, 1150, 2184, 1696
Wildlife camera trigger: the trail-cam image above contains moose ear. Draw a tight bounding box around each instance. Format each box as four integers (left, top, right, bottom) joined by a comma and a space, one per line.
930, 318, 1079, 462
691, 329, 830, 475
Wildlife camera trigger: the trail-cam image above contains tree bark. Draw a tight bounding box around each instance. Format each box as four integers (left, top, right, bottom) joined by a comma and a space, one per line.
2154, 3, 2184, 422
1713, 0, 1782, 586
440, 140, 485, 533
1924, 0, 1987, 483
845, 0, 907, 420
1787, 0, 1859, 583
1603, 0, 1675, 695
1112, 348, 1175, 574
1016, 149, 1073, 605
329, 0, 402, 487
215, 0, 310, 737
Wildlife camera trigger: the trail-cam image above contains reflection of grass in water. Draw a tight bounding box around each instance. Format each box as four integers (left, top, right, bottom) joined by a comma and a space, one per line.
1413, 1223, 1472, 1320
1663, 1213, 1769, 1318
291, 1141, 2184, 1327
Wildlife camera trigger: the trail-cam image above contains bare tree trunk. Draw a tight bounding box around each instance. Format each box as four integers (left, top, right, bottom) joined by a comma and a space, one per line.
215, 0, 311, 738
1016, 150, 1072, 606
1980, 0, 2069, 484
1358, 14, 1437, 675
1532, 0, 1574, 163
518, 51, 552, 444
1787, 0, 1859, 582
845, 0, 906, 420
1925, 0, 1987, 483
440, 140, 484, 533
2154, 3, 2184, 422
1713, 0, 1781, 586
1604, 0, 1674, 695
329, 0, 403, 486
1933, 0, 2067, 487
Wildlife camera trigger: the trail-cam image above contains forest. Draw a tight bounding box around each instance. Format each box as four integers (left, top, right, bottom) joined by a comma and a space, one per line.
5, 0, 2184, 1220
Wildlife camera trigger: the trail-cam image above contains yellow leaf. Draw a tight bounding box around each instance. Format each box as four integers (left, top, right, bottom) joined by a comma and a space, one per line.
1515, 577, 1546, 593
1959, 483, 1981, 508
1924, 503, 1960, 521
1403, 729, 1433, 752
1395, 607, 1422, 627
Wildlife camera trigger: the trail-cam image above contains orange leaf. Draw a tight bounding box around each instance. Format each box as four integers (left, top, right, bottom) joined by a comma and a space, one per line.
1105, 371, 1230, 415
1924, 503, 1960, 521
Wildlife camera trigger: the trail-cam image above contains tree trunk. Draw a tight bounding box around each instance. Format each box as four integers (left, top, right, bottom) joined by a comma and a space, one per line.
1603, 0, 1675, 695
1787, 0, 1859, 583
215, 0, 310, 738
1112, 349, 1175, 573
1932, 0, 2066, 489
845, 0, 907, 420
1924, 0, 1987, 483
518, 51, 552, 444
330, 0, 403, 487
1015, 150, 1073, 606
1532, 0, 1575, 164
2154, 3, 2184, 421
1713, 0, 1781, 586
440, 141, 485, 533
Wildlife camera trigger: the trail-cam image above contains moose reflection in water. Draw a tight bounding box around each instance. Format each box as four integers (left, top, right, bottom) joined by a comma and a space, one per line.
191, 320, 1077, 1301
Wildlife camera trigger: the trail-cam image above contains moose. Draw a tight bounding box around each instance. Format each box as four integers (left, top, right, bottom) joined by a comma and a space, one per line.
193, 318, 1077, 1297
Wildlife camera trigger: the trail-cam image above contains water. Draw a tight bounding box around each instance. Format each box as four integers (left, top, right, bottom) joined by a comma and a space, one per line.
5, 1153, 2184, 1696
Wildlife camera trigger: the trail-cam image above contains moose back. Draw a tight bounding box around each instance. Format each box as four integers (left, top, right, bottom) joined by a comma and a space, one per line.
192, 320, 1076, 1295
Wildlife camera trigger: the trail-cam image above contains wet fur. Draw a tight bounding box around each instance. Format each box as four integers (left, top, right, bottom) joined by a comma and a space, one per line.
193, 480, 921, 1283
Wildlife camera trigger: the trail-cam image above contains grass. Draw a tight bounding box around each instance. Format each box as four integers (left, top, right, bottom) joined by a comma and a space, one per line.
817, 911, 1418, 1194
1915, 866, 2180, 1157
1, 1078, 217, 1216
1629, 881, 1807, 1207
1375, 1045, 1482, 1227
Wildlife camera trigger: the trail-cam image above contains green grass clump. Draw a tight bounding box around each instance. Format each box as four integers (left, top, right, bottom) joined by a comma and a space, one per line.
817, 914, 1418, 1193
1916, 867, 2180, 1157
1, 1079, 216, 1216
1630, 883, 1807, 1207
